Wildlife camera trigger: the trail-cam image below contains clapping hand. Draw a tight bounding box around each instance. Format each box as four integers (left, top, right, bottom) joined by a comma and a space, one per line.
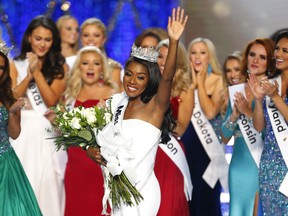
260, 78, 279, 99
167, 7, 188, 42
248, 73, 265, 100
27, 52, 41, 74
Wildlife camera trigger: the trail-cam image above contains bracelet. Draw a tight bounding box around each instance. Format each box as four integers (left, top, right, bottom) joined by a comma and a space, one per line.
224, 116, 237, 131
82, 145, 90, 151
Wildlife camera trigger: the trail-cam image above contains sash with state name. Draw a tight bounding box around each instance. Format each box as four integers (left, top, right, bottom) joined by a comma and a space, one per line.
14, 59, 50, 129
191, 90, 228, 191
266, 75, 288, 196
229, 83, 264, 167
159, 136, 193, 200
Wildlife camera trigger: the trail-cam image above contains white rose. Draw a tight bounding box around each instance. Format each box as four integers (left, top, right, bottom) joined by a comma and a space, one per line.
72, 107, 81, 115
104, 112, 112, 123
63, 112, 69, 120
70, 117, 81, 129
81, 108, 96, 125
86, 113, 97, 125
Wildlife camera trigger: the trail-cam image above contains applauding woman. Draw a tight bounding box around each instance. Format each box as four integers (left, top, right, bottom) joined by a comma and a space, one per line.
9, 15, 68, 216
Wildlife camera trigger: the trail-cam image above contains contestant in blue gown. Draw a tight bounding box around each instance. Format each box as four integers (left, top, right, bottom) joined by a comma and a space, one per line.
221, 102, 260, 216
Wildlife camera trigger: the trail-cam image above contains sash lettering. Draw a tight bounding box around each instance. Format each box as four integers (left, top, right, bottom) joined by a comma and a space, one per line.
266, 76, 288, 196
29, 82, 44, 106
191, 90, 229, 192
160, 136, 193, 200
238, 114, 263, 167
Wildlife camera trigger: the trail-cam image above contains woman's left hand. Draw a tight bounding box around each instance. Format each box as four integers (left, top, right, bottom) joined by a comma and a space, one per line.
261, 79, 279, 99
86, 146, 107, 166
167, 7, 188, 41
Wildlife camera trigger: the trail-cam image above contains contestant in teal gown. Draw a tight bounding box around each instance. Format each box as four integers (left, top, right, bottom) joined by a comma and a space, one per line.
221, 102, 260, 216
0, 106, 42, 215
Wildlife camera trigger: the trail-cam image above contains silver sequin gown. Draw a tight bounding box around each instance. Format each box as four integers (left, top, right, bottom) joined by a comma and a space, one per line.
259, 96, 288, 215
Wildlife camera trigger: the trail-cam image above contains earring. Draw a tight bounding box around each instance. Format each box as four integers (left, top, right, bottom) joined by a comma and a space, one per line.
98, 72, 104, 86
207, 64, 212, 75
247, 69, 250, 74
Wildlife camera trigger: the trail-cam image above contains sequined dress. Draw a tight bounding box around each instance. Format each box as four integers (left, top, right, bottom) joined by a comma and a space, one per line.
259, 96, 288, 214
0, 106, 42, 215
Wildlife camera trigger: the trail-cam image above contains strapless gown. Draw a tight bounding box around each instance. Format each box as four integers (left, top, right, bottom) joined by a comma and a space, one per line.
64, 99, 107, 216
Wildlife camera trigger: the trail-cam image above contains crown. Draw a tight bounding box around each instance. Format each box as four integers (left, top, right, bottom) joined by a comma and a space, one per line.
131, 43, 159, 62
0, 40, 12, 56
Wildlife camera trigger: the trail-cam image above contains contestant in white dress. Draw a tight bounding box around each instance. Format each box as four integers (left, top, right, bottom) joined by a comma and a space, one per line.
9, 16, 68, 216
88, 7, 188, 215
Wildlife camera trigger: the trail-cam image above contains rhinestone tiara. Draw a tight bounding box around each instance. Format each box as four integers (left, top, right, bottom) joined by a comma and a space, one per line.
0, 40, 12, 56
131, 43, 159, 63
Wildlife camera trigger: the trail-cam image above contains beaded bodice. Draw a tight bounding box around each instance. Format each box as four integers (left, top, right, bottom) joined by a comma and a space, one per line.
0, 106, 13, 157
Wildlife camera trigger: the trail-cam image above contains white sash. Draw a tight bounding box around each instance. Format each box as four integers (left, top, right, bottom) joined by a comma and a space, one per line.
237, 114, 263, 167
159, 136, 193, 200
229, 83, 263, 167
14, 59, 50, 129
191, 90, 229, 191
266, 76, 288, 196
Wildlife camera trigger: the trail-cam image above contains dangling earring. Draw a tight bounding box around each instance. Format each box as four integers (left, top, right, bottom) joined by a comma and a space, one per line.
207, 64, 212, 75
247, 69, 250, 74
98, 72, 104, 86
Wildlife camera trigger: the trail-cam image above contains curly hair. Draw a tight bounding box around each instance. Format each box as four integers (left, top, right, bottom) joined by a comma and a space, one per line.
15, 15, 65, 85
0, 52, 16, 108
124, 56, 176, 143
64, 46, 116, 103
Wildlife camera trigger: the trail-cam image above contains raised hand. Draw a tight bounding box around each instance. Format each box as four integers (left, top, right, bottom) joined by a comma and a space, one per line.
248, 73, 265, 100
167, 7, 188, 41
196, 62, 208, 85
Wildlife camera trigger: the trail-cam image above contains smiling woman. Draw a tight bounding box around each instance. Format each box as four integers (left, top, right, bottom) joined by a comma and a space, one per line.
9, 15, 68, 216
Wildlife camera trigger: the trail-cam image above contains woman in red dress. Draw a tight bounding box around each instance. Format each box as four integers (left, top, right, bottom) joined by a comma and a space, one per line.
63, 46, 118, 216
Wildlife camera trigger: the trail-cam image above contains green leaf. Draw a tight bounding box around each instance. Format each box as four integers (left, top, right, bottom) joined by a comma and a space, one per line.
78, 130, 93, 141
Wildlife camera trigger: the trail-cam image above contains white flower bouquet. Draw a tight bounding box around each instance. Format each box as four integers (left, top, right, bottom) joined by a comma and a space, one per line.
49, 104, 112, 151
49, 103, 143, 211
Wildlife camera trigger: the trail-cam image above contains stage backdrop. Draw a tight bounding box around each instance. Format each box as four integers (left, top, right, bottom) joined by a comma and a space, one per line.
0, 0, 179, 65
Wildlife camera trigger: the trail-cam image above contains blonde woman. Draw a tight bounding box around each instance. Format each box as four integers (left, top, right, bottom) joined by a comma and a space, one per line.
56, 15, 79, 70
63, 46, 118, 215
80, 18, 122, 90
181, 37, 224, 216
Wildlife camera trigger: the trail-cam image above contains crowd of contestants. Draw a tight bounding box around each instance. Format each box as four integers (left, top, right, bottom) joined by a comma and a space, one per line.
0, 7, 288, 216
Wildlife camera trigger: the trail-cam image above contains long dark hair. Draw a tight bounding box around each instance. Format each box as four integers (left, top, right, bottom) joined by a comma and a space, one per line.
124, 57, 176, 143
0, 52, 16, 108
271, 30, 288, 79
15, 15, 65, 84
